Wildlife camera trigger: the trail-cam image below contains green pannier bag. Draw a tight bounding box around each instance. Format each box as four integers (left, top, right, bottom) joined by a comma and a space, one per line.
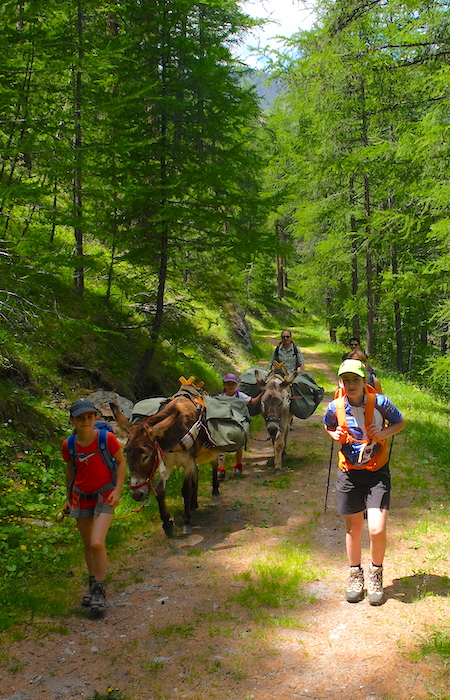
204, 396, 250, 452
131, 397, 168, 423
239, 366, 269, 416
290, 371, 324, 419
131, 395, 250, 453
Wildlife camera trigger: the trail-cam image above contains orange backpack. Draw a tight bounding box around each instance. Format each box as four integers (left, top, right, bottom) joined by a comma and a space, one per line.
334, 385, 389, 472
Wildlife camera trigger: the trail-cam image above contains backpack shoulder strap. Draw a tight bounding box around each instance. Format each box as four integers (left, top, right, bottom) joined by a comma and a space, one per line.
292, 342, 300, 362
274, 344, 280, 362
364, 387, 376, 427
97, 428, 117, 486
66, 433, 77, 499
67, 433, 77, 474
334, 395, 347, 427
335, 388, 376, 428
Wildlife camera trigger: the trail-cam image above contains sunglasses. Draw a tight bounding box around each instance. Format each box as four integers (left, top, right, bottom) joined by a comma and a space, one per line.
350, 343, 359, 347
281, 335, 291, 339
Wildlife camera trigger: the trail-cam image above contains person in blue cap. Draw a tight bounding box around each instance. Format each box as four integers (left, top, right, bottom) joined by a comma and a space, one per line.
62, 398, 126, 616
217, 373, 261, 479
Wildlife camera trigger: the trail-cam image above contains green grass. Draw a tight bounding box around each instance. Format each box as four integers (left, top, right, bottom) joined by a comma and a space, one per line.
420, 630, 450, 661
234, 545, 319, 614
89, 691, 127, 700
268, 475, 292, 489
380, 375, 450, 490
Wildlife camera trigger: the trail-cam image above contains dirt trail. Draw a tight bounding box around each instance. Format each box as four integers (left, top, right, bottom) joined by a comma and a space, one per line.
1, 350, 449, 700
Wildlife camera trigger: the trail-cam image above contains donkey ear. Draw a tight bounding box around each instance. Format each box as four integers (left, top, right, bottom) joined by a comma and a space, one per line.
148, 410, 179, 439
255, 370, 266, 389
109, 401, 132, 431
281, 370, 299, 388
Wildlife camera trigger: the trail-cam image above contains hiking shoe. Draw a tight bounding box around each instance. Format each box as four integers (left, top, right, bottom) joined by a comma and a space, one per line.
81, 575, 95, 607
90, 581, 106, 616
217, 467, 226, 482
233, 463, 243, 476
346, 566, 364, 603
367, 564, 384, 605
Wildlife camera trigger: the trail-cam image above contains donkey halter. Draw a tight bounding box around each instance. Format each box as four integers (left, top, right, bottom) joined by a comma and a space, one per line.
129, 440, 164, 495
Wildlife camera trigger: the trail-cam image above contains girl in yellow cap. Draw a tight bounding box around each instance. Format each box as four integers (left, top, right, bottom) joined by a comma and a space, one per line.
323, 360, 405, 606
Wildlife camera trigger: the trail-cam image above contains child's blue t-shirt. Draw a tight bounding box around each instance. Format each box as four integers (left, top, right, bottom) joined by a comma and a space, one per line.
323, 394, 402, 467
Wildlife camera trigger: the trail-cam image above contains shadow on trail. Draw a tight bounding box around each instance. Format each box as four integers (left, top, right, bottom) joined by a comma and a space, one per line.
385, 573, 450, 603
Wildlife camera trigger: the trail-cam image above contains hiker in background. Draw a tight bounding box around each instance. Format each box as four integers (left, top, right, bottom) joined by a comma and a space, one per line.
62, 398, 126, 616
323, 359, 405, 606
271, 330, 305, 374
217, 373, 261, 479
348, 349, 383, 393
341, 337, 365, 361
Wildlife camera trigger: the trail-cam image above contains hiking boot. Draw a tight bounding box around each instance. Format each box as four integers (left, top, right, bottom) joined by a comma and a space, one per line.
233, 463, 243, 476
367, 564, 384, 605
346, 566, 364, 603
217, 466, 226, 482
81, 575, 95, 607
90, 581, 106, 616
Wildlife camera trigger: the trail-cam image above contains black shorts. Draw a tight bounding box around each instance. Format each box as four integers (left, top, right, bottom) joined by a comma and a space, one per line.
336, 467, 391, 515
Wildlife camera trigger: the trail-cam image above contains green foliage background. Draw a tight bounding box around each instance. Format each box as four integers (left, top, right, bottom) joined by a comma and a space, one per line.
2, 0, 450, 639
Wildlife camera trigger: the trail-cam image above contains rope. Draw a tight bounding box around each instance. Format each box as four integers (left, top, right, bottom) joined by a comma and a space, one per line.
112, 503, 147, 520
250, 434, 272, 442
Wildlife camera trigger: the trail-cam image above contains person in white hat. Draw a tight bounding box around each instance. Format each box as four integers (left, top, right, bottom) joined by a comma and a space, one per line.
217, 373, 261, 479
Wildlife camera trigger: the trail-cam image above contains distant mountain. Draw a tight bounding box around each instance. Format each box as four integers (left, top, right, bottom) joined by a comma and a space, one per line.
243, 69, 284, 109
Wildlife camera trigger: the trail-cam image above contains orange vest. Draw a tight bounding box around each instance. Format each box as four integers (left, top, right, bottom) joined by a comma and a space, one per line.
334, 385, 389, 473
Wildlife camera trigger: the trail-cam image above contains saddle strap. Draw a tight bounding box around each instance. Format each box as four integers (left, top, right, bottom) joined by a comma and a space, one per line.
179, 419, 203, 450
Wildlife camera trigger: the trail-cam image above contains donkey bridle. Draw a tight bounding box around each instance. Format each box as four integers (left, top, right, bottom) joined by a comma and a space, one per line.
129, 440, 164, 495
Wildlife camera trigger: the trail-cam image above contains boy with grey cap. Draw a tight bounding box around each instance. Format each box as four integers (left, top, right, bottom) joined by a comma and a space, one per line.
62, 398, 127, 616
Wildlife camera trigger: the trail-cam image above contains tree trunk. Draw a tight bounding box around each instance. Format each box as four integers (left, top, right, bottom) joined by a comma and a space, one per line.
326, 291, 337, 342
132, 6, 170, 394
364, 174, 374, 357
0, 46, 34, 229
132, 223, 168, 395
391, 244, 404, 373
73, 0, 84, 294
350, 216, 360, 338
441, 325, 448, 354
276, 223, 286, 299
50, 176, 58, 243
106, 239, 116, 305
360, 77, 374, 355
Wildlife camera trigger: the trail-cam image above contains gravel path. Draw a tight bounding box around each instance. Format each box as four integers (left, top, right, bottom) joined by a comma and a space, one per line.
1, 350, 448, 700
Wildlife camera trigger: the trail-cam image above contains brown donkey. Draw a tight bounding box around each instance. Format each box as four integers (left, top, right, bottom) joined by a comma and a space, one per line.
255, 369, 298, 472
111, 395, 221, 537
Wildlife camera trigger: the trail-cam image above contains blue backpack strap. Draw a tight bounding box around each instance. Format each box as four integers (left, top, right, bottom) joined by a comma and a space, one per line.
67, 433, 77, 474
97, 427, 117, 487
66, 433, 77, 499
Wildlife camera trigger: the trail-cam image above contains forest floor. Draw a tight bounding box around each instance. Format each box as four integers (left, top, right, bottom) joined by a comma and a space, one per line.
1, 350, 449, 700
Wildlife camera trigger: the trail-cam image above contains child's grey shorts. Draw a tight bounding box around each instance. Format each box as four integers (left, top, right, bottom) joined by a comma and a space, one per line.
336, 466, 390, 515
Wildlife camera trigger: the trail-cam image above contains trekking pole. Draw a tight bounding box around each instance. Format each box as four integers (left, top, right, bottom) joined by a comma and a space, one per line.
387, 435, 395, 467
324, 439, 334, 513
